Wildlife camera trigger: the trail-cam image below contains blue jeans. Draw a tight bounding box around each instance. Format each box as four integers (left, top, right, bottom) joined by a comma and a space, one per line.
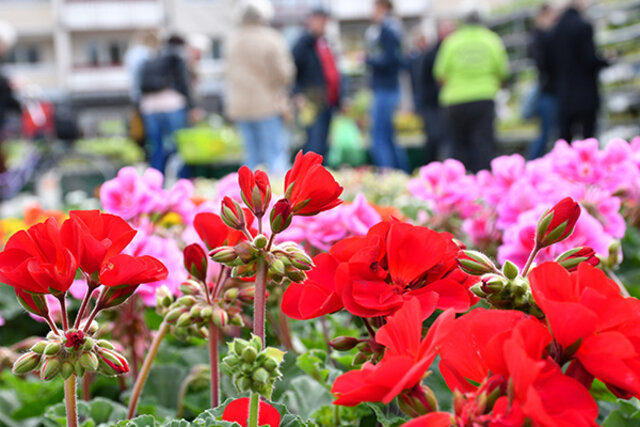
236, 116, 288, 174
143, 108, 188, 175
303, 107, 333, 160
370, 89, 408, 171
528, 94, 557, 160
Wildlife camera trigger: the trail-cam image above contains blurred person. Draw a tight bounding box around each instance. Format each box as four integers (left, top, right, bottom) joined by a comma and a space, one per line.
405, 27, 428, 118
527, 3, 558, 159
434, 10, 508, 172
551, 0, 610, 141
292, 7, 341, 160
418, 20, 455, 164
139, 34, 193, 176
124, 31, 159, 107
365, 0, 409, 171
226, 0, 294, 174
0, 21, 20, 174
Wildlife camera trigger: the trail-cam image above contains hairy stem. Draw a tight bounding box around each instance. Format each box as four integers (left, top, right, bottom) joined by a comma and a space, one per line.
253, 258, 268, 345
57, 293, 69, 331
127, 321, 170, 419
208, 321, 220, 408
74, 283, 96, 329
278, 307, 295, 352
64, 374, 78, 427
247, 392, 260, 427
521, 243, 540, 277
82, 372, 92, 401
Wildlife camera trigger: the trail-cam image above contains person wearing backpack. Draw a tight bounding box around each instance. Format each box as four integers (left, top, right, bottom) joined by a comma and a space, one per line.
139, 34, 193, 176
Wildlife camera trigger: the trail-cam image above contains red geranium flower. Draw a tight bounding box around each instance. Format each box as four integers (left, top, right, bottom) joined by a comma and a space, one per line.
281, 252, 343, 320
530, 262, 640, 398
61, 210, 137, 275
221, 397, 281, 427
438, 308, 598, 426
283, 151, 343, 216
238, 166, 271, 217
331, 298, 455, 406
334, 221, 474, 317
0, 217, 77, 294
99, 254, 168, 288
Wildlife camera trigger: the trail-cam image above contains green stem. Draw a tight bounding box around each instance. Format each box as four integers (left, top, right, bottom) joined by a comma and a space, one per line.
247, 392, 260, 427
127, 321, 170, 419
64, 374, 78, 427
254, 258, 268, 345
209, 320, 220, 408
521, 243, 540, 277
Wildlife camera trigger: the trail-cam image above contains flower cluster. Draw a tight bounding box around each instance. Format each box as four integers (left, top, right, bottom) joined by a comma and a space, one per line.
0, 210, 167, 380
408, 138, 640, 268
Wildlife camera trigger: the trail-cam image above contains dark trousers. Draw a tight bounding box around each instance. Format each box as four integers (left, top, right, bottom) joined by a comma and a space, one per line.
421, 106, 450, 164
303, 107, 333, 160
446, 100, 495, 173
558, 109, 597, 142
528, 94, 557, 159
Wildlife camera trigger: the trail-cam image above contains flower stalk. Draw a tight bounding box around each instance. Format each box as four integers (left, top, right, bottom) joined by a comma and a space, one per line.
64, 374, 78, 427
253, 258, 268, 345
247, 392, 260, 427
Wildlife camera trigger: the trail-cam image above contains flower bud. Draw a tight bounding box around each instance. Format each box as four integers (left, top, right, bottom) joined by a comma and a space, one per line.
210, 247, 238, 264
96, 339, 115, 350
480, 274, 507, 293
238, 286, 256, 302
458, 250, 498, 276
12, 352, 41, 375
233, 339, 248, 355
235, 376, 252, 392
184, 243, 208, 282
190, 305, 203, 318
212, 307, 229, 327
253, 234, 268, 249
470, 282, 487, 298
165, 307, 184, 323
30, 341, 47, 354
177, 295, 196, 307
397, 385, 438, 417
330, 336, 360, 351
352, 351, 369, 366
61, 361, 75, 380
252, 367, 270, 385
270, 259, 286, 276
270, 199, 293, 234
607, 240, 622, 268
239, 167, 272, 218
288, 251, 313, 270
224, 288, 239, 301
64, 330, 85, 351
230, 313, 244, 326
156, 285, 174, 308
502, 260, 519, 280
555, 247, 599, 272
222, 354, 240, 369
221, 196, 246, 230
79, 352, 99, 372
242, 346, 258, 363
536, 198, 580, 248
285, 266, 307, 283
41, 357, 61, 380
179, 280, 202, 295
96, 348, 129, 376
177, 312, 192, 327
201, 306, 213, 321
44, 342, 61, 356
86, 320, 99, 336
234, 241, 257, 264
263, 357, 279, 372
249, 334, 263, 352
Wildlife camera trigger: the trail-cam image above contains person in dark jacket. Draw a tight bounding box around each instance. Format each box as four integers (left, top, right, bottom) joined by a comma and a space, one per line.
366, 0, 408, 171
417, 20, 455, 164
551, 0, 609, 141
0, 32, 21, 174
292, 8, 340, 159
527, 3, 558, 159
138, 34, 193, 176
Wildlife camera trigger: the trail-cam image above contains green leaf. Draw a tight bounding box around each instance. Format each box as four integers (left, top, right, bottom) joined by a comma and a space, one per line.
112, 414, 159, 426
363, 402, 407, 427
43, 397, 128, 427
603, 398, 640, 427
296, 350, 330, 386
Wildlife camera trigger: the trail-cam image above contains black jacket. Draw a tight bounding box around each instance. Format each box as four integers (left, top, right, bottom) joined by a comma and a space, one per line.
366, 17, 403, 91
551, 8, 608, 115
419, 42, 441, 109
0, 73, 20, 132
528, 28, 555, 94
292, 31, 337, 108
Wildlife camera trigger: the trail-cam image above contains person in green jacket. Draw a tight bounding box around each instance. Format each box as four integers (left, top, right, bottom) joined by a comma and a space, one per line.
434, 11, 508, 172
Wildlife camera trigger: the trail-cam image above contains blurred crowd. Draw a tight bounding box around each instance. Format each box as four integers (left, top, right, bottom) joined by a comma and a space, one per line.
0, 0, 615, 179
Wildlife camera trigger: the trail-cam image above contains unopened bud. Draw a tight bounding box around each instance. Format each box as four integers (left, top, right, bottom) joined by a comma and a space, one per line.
156, 285, 174, 308
211, 307, 229, 327
353, 351, 369, 366
12, 352, 41, 375
177, 295, 196, 307
177, 312, 192, 327
96, 348, 129, 376
96, 339, 115, 350
190, 305, 202, 318
221, 196, 246, 230
210, 247, 238, 264
41, 358, 61, 380
236, 376, 252, 392
271, 259, 286, 276
502, 260, 519, 280
179, 280, 201, 295
330, 336, 360, 351
230, 314, 244, 326
79, 352, 99, 372
536, 197, 580, 248
254, 234, 268, 249
263, 357, 279, 372
252, 367, 270, 384
242, 346, 258, 363
61, 361, 75, 380
458, 250, 497, 276
30, 341, 47, 354
184, 243, 208, 282
285, 267, 307, 283
165, 308, 184, 323
555, 246, 599, 271
44, 342, 61, 356
201, 306, 213, 321
224, 288, 239, 301
397, 385, 438, 417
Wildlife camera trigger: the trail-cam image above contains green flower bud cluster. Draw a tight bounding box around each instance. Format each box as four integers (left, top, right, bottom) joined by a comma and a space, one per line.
12, 330, 128, 380
221, 334, 285, 399
265, 242, 314, 285
163, 289, 244, 341
469, 261, 543, 316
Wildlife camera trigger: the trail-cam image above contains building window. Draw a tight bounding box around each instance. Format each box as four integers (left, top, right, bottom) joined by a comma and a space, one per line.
6, 43, 42, 64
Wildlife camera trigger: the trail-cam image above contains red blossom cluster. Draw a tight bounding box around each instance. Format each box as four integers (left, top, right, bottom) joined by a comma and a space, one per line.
282, 197, 640, 426
0, 210, 167, 321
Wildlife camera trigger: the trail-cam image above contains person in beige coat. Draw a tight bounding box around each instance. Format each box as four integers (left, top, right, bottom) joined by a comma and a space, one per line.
226, 0, 294, 174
